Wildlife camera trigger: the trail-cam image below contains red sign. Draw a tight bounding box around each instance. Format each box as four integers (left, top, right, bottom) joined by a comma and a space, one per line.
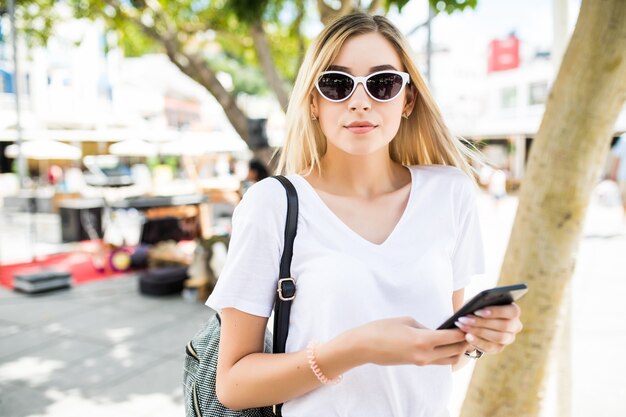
488, 36, 520, 72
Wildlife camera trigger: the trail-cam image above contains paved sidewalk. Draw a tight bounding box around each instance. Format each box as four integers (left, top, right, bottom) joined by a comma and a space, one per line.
0, 274, 211, 417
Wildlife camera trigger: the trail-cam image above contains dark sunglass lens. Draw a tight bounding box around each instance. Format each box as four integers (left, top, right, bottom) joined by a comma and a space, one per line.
367, 73, 404, 100
318, 73, 354, 100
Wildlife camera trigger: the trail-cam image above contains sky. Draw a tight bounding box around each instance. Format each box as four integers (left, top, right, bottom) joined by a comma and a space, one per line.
392, 0, 580, 56
303, 0, 581, 62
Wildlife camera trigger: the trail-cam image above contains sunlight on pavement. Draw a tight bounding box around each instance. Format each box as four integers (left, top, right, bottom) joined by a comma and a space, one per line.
29, 390, 182, 417
104, 327, 136, 344
0, 357, 65, 386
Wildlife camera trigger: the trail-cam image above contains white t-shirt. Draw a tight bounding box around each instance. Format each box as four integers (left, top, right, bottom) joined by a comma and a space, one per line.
207, 164, 485, 417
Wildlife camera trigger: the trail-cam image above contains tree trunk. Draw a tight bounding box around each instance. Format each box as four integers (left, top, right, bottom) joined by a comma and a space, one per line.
461, 1, 626, 416
250, 22, 290, 112
161, 42, 251, 144
317, 0, 355, 25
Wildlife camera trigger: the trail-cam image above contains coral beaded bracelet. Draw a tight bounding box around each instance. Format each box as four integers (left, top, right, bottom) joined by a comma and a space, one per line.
306, 341, 343, 385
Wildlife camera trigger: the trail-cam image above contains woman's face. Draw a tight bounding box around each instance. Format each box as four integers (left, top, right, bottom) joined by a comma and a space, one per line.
311, 32, 415, 157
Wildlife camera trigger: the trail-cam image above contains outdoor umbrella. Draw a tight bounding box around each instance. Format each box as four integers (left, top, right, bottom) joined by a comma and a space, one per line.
159, 131, 248, 156
108, 139, 158, 158
4, 140, 82, 160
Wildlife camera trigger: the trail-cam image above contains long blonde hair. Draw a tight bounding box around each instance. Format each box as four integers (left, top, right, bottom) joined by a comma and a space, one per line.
276, 12, 480, 178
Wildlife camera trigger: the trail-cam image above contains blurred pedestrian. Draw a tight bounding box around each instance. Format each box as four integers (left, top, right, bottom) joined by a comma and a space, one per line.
240, 159, 269, 195
206, 13, 523, 417
47, 165, 63, 186
247, 159, 269, 182
609, 134, 626, 211
488, 169, 507, 199
479, 165, 508, 209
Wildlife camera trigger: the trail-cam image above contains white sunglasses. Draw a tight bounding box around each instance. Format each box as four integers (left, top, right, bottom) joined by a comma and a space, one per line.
315, 70, 411, 103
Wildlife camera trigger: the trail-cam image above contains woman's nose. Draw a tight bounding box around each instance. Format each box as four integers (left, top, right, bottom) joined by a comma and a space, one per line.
348, 83, 371, 112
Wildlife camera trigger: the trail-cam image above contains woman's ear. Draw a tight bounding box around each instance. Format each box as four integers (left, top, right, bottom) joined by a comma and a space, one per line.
403, 85, 417, 117
310, 94, 319, 120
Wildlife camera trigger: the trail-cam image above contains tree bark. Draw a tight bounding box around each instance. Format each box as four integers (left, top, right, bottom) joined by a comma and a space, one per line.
250, 22, 290, 112
461, 1, 626, 416
292, 0, 307, 78
161, 42, 250, 143
367, 0, 384, 14
317, 0, 355, 25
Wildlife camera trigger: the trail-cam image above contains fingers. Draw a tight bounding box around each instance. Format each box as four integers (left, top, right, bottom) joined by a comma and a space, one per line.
453, 305, 523, 354
474, 303, 521, 320
467, 326, 515, 345
433, 340, 471, 357
413, 340, 469, 366
456, 320, 518, 353
401, 316, 428, 329
429, 328, 467, 345
456, 315, 523, 334
431, 354, 466, 366
464, 332, 507, 354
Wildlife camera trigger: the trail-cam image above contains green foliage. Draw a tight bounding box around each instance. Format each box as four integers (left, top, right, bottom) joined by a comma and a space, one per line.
429, 0, 477, 14
0, 0, 60, 47
264, 22, 306, 83
385, 0, 412, 12
227, 0, 271, 23
4, 0, 478, 99
384, 0, 477, 14
208, 51, 269, 95
111, 20, 160, 57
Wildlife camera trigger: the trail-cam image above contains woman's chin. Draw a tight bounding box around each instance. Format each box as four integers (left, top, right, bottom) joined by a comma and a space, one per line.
331, 139, 392, 157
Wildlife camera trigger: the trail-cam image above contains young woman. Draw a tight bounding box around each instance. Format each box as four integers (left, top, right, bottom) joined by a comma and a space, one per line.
207, 13, 523, 417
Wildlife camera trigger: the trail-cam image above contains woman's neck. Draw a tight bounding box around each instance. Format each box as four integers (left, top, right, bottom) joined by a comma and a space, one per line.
310, 150, 410, 198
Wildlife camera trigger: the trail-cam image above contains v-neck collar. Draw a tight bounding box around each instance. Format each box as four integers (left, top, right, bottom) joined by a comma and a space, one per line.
293, 166, 415, 248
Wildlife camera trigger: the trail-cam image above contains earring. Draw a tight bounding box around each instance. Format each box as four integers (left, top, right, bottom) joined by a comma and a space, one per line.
402, 113, 409, 119
311, 115, 318, 121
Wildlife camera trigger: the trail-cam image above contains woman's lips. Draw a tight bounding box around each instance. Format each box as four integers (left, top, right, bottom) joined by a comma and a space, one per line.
345, 122, 377, 134
346, 126, 376, 134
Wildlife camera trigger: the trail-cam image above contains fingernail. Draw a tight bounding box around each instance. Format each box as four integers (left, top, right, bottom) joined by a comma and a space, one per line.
475, 309, 490, 317
458, 317, 475, 325
465, 333, 475, 343
454, 321, 466, 330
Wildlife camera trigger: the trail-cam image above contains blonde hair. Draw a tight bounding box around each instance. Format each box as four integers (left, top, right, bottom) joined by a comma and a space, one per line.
276, 12, 481, 179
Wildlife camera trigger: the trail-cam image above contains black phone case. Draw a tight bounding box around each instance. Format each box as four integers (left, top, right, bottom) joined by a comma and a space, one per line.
437, 284, 528, 330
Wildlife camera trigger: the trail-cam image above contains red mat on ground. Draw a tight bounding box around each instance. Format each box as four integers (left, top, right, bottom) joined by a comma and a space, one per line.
0, 251, 130, 290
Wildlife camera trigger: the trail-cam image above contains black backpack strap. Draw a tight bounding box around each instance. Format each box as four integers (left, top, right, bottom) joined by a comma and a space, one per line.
271, 175, 299, 416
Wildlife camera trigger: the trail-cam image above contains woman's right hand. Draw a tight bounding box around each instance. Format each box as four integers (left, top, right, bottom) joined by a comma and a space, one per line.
350, 317, 470, 367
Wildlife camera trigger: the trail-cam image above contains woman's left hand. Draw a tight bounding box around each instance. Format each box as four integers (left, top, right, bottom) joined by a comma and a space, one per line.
454, 303, 523, 354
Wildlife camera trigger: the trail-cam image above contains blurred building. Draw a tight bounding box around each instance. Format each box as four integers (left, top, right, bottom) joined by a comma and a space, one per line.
428, 30, 626, 181
0, 16, 245, 174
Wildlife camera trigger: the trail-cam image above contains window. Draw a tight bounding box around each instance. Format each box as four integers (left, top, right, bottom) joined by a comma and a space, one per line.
0, 69, 14, 93
501, 87, 517, 109
529, 81, 548, 105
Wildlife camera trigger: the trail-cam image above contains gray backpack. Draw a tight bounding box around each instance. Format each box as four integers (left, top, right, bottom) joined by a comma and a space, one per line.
183, 176, 299, 417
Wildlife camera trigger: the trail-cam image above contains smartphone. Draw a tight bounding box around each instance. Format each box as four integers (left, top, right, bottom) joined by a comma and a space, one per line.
437, 284, 528, 330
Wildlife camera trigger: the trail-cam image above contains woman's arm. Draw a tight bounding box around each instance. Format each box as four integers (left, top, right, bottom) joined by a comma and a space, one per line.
216, 307, 470, 410
216, 307, 360, 410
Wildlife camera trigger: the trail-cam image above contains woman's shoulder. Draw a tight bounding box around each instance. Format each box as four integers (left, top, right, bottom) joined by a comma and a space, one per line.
235, 177, 288, 223
243, 176, 287, 202
409, 164, 475, 188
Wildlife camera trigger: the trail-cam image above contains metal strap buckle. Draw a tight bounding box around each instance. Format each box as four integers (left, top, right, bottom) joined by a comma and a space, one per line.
277, 277, 296, 301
